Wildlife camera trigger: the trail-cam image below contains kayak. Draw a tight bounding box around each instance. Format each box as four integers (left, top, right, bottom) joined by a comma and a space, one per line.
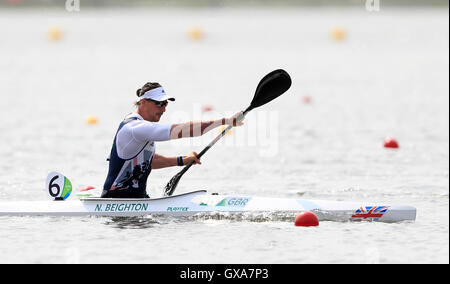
0, 190, 416, 222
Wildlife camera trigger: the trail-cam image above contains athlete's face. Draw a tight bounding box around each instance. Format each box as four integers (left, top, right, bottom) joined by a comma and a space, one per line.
138, 99, 168, 122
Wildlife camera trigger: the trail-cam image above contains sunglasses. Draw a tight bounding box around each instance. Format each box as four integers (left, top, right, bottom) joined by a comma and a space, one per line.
146, 99, 168, 108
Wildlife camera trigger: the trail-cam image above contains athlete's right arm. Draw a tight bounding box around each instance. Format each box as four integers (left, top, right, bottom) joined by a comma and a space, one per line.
169, 111, 244, 140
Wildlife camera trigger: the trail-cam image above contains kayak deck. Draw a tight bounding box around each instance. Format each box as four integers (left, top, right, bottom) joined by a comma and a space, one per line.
0, 190, 416, 222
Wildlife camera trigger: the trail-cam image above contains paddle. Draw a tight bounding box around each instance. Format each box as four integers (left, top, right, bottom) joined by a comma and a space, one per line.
163, 69, 292, 196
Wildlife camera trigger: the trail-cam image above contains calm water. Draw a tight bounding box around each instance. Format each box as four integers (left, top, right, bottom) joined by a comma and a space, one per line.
0, 6, 448, 264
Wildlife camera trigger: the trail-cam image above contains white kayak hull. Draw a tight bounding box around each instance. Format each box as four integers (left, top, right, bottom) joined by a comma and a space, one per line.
0, 190, 416, 222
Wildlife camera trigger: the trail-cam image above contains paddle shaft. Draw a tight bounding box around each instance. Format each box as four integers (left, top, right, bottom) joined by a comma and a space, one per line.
164, 69, 291, 196
179, 107, 250, 174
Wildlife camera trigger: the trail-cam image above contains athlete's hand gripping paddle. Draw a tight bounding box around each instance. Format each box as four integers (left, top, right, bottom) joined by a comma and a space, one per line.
163, 69, 292, 196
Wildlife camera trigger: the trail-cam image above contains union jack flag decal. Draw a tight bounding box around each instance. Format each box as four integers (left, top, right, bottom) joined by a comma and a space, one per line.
351, 206, 390, 220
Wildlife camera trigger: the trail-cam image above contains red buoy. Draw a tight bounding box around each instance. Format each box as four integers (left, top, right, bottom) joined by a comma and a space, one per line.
202, 105, 214, 113
294, 211, 319, 227
384, 137, 399, 149
301, 95, 312, 104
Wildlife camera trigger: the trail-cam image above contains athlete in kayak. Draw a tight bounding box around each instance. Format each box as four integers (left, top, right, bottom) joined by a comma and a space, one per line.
102, 82, 244, 198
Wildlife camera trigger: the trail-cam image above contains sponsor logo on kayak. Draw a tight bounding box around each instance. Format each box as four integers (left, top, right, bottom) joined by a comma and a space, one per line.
196, 196, 251, 207
350, 206, 389, 221
167, 207, 189, 212
94, 203, 148, 212
216, 197, 250, 207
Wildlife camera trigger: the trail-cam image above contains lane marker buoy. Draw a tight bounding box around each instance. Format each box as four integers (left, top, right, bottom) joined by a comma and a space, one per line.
47, 26, 63, 42
384, 137, 399, 149
294, 211, 319, 227
85, 116, 99, 125
330, 27, 346, 42
202, 105, 214, 113
187, 27, 204, 41
302, 95, 312, 104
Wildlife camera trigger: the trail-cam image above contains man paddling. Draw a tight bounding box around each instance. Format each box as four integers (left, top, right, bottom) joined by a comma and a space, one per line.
102, 82, 244, 198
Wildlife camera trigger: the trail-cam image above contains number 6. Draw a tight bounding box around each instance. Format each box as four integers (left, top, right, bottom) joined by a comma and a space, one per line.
48, 175, 61, 197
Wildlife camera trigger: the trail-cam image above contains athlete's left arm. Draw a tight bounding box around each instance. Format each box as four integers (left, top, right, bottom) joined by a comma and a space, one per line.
152, 152, 201, 169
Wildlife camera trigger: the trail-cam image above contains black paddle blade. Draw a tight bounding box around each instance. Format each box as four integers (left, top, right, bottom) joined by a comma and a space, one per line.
164, 171, 183, 196
247, 69, 292, 112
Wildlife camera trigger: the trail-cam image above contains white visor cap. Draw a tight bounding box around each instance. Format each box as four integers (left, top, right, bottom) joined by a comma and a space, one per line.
140, 87, 175, 102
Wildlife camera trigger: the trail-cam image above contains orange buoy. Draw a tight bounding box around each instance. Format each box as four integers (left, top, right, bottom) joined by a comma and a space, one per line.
85, 116, 99, 125
47, 26, 63, 41
187, 27, 204, 41
330, 27, 346, 42
218, 125, 233, 137
294, 211, 319, 227
384, 137, 399, 149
